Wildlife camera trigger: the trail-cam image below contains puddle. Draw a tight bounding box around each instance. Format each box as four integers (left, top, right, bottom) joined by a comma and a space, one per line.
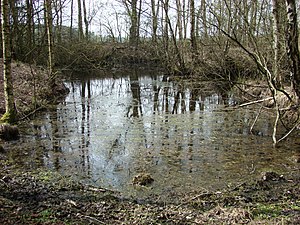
4, 70, 300, 199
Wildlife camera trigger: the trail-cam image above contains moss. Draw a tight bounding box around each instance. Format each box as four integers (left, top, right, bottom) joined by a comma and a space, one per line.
0, 111, 17, 124
252, 203, 283, 219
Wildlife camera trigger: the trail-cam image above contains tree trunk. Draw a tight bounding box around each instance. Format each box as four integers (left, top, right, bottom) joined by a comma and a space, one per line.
163, 0, 169, 51
0, 1, 2, 47
82, 0, 89, 40
176, 0, 183, 41
70, 0, 74, 39
54, 0, 62, 44
1, 0, 16, 123
182, 0, 187, 39
163, 0, 186, 73
201, 0, 207, 38
10, 1, 18, 59
190, 0, 197, 53
129, 0, 138, 46
137, 0, 142, 43
285, 0, 300, 100
272, 0, 282, 84
26, 0, 33, 61
151, 0, 159, 43
44, 0, 54, 77
77, 0, 84, 40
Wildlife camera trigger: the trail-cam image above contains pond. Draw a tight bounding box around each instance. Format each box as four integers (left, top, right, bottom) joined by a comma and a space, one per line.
4, 70, 300, 200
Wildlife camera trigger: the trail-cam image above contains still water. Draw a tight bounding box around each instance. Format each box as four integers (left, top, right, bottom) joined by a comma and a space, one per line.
6, 70, 300, 198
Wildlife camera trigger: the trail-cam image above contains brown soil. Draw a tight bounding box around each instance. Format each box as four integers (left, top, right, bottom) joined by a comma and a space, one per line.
0, 62, 299, 224
0, 158, 299, 224
0, 60, 68, 119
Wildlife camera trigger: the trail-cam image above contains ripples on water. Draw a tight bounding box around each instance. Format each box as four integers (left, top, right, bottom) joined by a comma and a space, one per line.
6, 70, 300, 198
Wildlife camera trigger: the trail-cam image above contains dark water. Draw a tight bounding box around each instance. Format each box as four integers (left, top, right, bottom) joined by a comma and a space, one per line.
4, 70, 300, 199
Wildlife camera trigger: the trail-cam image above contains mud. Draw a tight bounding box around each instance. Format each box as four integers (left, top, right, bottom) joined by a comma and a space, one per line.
0, 157, 299, 224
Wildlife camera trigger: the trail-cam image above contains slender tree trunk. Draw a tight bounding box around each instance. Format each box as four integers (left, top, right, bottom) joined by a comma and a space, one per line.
129, 0, 138, 47
45, 0, 54, 77
77, 0, 84, 40
1, 0, 16, 122
163, 0, 169, 51
190, 0, 197, 53
70, 0, 73, 39
163, 0, 186, 73
201, 0, 207, 38
176, 0, 183, 41
0, 1, 2, 47
137, 0, 142, 43
151, 0, 159, 43
26, 0, 33, 61
82, 0, 89, 40
182, 0, 187, 39
54, 0, 63, 44
285, 0, 300, 100
272, 0, 281, 84
10, 1, 18, 59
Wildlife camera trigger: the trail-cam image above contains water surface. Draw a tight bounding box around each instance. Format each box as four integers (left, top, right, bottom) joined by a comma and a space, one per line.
5, 70, 300, 199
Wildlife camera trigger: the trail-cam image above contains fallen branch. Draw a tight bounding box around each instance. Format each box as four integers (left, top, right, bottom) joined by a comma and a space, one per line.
250, 105, 263, 133
238, 97, 273, 107
76, 213, 105, 224
277, 118, 300, 144
19, 106, 45, 121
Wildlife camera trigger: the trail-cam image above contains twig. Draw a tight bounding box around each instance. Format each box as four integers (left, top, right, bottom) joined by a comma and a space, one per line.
250, 105, 263, 133
272, 105, 280, 144
76, 213, 105, 224
19, 106, 45, 121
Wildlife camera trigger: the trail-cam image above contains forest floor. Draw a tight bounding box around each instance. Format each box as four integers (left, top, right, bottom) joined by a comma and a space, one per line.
0, 61, 68, 120
0, 160, 299, 224
0, 61, 300, 224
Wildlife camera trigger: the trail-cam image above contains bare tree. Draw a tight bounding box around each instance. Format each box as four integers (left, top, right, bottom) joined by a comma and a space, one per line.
190, 0, 197, 53
53, 0, 63, 44
70, 0, 74, 39
78, 0, 84, 40
162, 0, 186, 73
176, 0, 183, 41
1, 0, 16, 123
26, 0, 34, 61
285, 0, 300, 100
272, 0, 286, 85
123, 0, 140, 47
44, 0, 54, 76
151, 0, 159, 43
82, 0, 89, 40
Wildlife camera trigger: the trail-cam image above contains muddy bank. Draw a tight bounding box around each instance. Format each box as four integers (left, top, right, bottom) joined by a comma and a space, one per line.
0, 156, 299, 224
0, 61, 69, 119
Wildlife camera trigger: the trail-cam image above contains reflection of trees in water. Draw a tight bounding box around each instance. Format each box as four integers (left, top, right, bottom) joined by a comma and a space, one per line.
127, 69, 143, 117
80, 81, 91, 173
8, 73, 294, 194
126, 73, 223, 117
152, 75, 160, 113
36, 80, 93, 175
123, 77, 233, 179
21, 75, 230, 184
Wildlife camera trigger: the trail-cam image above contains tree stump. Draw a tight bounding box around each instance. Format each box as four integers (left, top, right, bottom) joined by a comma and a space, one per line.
0, 124, 20, 141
